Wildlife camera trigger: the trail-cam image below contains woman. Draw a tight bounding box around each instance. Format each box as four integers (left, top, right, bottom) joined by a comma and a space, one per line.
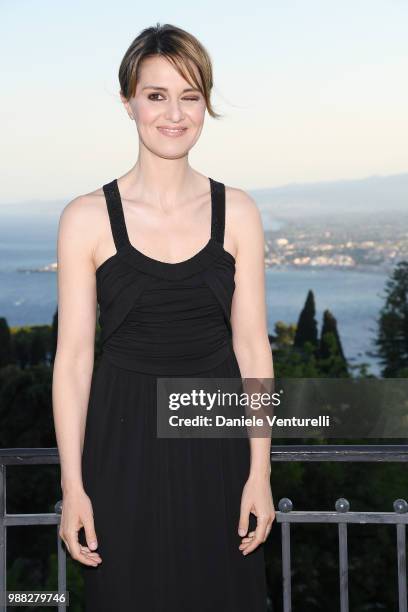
52, 23, 275, 611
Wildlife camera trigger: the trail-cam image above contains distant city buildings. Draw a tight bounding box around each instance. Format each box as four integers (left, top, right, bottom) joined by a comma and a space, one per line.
263, 216, 408, 271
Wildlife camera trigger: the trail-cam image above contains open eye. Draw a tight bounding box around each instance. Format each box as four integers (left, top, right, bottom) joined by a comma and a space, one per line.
148, 93, 164, 101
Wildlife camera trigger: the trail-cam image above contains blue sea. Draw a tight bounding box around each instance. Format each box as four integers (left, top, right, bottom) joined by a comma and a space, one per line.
0, 231, 387, 376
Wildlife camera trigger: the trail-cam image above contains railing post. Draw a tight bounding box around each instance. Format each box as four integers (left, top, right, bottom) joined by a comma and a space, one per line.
336, 498, 350, 612
279, 498, 293, 612
394, 499, 408, 612
55, 500, 67, 612
0, 465, 6, 612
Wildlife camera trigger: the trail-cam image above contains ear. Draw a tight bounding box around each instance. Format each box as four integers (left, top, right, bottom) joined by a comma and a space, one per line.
119, 91, 134, 120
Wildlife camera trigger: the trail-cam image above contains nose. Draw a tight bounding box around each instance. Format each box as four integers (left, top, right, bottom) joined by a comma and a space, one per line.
164, 99, 185, 122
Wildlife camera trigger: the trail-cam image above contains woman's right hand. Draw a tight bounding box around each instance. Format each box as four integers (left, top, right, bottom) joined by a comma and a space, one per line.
59, 488, 102, 567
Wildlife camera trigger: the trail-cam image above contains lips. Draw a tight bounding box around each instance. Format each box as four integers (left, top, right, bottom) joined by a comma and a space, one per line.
157, 127, 187, 137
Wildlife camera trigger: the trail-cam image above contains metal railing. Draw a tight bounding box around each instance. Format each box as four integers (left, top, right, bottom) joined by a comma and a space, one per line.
272, 444, 408, 612
0, 445, 407, 612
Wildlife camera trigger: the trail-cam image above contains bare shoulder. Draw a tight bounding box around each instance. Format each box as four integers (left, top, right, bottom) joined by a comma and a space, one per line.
224, 184, 264, 246
58, 185, 107, 246
225, 184, 262, 223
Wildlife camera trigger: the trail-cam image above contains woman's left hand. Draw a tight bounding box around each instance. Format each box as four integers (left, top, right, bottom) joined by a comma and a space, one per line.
238, 473, 275, 555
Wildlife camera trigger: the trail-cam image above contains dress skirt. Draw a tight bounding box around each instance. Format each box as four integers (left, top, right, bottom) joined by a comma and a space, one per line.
79, 351, 268, 612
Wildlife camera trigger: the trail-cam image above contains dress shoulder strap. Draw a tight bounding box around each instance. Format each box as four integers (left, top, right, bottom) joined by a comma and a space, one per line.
102, 180, 130, 251
103, 177, 226, 251
210, 178, 225, 246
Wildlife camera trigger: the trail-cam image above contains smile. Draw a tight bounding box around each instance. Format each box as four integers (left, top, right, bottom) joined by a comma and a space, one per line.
157, 127, 187, 137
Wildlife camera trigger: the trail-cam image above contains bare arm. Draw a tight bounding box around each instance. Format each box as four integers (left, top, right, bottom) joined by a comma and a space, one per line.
52, 194, 102, 567
227, 187, 275, 555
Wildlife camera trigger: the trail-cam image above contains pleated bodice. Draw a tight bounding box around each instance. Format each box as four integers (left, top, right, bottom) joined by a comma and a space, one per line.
95, 177, 237, 375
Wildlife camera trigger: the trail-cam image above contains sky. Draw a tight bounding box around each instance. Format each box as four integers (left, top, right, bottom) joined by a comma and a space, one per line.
1, 0, 407, 203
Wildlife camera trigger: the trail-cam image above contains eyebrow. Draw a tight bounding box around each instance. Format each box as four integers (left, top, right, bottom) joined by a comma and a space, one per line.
142, 85, 201, 93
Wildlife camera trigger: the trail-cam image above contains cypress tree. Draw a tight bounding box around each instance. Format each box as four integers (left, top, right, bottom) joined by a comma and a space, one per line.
375, 260, 408, 377
293, 290, 319, 352
319, 309, 348, 376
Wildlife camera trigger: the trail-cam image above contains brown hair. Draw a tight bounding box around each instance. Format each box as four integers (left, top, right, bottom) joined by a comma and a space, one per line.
118, 23, 221, 119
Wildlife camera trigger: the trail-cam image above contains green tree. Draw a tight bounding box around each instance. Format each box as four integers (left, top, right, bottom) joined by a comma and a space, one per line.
13, 328, 31, 369
317, 309, 349, 377
29, 330, 47, 365
50, 309, 58, 364
375, 260, 408, 377
293, 290, 319, 354
0, 317, 12, 367
272, 321, 296, 349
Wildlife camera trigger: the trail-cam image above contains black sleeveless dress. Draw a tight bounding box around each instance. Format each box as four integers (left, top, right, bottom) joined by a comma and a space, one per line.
79, 177, 268, 611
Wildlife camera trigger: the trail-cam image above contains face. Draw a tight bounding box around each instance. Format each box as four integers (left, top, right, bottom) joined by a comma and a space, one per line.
121, 55, 207, 159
